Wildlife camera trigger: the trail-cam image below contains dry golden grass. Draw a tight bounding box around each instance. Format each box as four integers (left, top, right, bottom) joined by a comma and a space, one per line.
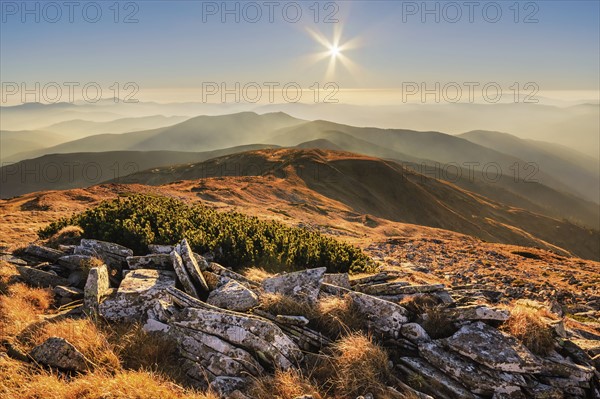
503, 304, 555, 355
421, 306, 456, 339
18, 318, 120, 371
250, 368, 324, 399
259, 292, 317, 318
314, 295, 364, 338
243, 267, 273, 283
0, 284, 52, 342
106, 323, 185, 383
317, 332, 392, 398
0, 354, 216, 399
399, 295, 440, 318
45, 226, 83, 248
79, 257, 105, 274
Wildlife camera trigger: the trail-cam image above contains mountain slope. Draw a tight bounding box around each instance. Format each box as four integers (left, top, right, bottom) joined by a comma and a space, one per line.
459, 130, 600, 203
110, 148, 599, 260
12, 112, 305, 160
0, 145, 277, 199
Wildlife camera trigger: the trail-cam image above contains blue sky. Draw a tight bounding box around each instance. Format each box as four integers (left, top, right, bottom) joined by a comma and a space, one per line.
1, 1, 599, 103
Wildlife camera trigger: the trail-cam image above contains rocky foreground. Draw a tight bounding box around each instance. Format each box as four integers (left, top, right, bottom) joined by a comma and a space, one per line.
6, 239, 600, 398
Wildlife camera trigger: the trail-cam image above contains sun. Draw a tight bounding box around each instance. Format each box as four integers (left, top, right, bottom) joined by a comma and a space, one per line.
329, 45, 341, 58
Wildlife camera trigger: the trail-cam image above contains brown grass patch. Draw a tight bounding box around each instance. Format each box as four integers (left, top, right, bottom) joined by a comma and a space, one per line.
0, 355, 215, 399
313, 295, 365, 338
259, 292, 316, 318
243, 267, 273, 283
250, 368, 324, 399
421, 306, 456, 339
46, 226, 83, 249
503, 304, 555, 355
317, 332, 392, 398
107, 323, 184, 383
0, 288, 50, 342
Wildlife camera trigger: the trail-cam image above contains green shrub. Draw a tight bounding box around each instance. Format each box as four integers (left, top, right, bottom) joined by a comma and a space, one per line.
39, 194, 375, 273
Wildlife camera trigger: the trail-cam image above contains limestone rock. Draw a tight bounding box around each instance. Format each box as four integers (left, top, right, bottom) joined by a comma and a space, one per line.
276, 315, 310, 327
397, 357, 477, 399
148, 244, 174, 254
323, 273, 351, 289
171, 305, 302, 369
57, 255, 95, 271
207, 280, 259, 312
126, 254, 172, 270
83, 264, 110, 313
16, 265, 69, 288
205, 261, 260, 288
400, 323, 431, 343
263, 267, 326, 305
348, 290, 409, 338
30, 337, 89, 372
418, 341, 526, 395
446, 305, 510, 322
170, 250, 199, 298
21, 245, 64, 262
54, 285, 83, 306
75, 239, 132, 284
99, 269, 175, 322
178, 239, 209, 292
443, 321, 542, 373
209, 376, 248, 397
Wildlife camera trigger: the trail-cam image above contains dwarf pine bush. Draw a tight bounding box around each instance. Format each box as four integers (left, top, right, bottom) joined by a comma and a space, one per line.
39, 194, 375, 273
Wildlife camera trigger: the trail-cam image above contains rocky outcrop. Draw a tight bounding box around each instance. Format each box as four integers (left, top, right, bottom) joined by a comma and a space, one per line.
10, 237, 599, 398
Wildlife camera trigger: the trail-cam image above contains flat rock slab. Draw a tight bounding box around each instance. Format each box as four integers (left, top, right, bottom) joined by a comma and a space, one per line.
99, 269, 175, 322
148, 244, 175, 254
16, 265, 70, 288
171, 306, 302, 369
58, 255, 96, 271
418, 341, 526, 396
171, 326, 264, 378
263, 267, 326, 305
207, 280, 259, 312
30, 337, 89, 372
398, 357, 477, 399
79, 239, 133, 258
126, 254, 172, 270
323, 273, 351, 289
446, 305, 510, 322
349, 290, 409, 339
22, 245, 64, 262
443, 321, 542, 374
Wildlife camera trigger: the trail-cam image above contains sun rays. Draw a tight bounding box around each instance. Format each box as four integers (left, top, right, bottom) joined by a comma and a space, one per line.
305, 24, 362, 80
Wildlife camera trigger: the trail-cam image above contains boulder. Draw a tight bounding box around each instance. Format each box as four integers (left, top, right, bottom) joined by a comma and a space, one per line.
443, 321, 542, 373
99, 269, 175, 322
263, 267, 326, 305
178, 239, 209, 292
126, 254, 172, 270
207, 280, 259, 312
205, 261, 260, 288
209, 377, 248, 398
83, 264, 110, 313
16, 265, 69, 288
170, 305, 302, 369
348, 290, 409, 338
170, 250, 199, 298
74, 240, 132, 285
30, 337, 89, 372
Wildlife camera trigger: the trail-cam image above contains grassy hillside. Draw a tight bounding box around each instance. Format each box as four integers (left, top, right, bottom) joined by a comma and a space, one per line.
107, 148, 600, 261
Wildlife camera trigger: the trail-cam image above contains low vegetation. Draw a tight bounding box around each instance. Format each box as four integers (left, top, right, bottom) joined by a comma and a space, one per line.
503, 303, 555, 356
39, 194, 375, 274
